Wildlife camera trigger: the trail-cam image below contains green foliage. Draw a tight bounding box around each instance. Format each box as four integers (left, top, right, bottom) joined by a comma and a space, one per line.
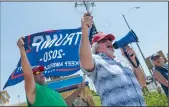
92, 90, 168, 106
91, 90, 99, 96
93, 96, 101, 106
143, 91, 168, 106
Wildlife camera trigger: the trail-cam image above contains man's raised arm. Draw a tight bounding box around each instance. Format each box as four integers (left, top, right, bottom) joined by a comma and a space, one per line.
80, 13, 94, 72
17, 38, 35, 104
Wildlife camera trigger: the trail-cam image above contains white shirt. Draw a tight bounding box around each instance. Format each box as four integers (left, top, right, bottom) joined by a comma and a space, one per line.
81, 53, 146, 106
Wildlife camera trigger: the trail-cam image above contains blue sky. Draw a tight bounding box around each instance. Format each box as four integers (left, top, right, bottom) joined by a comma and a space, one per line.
1, 2, 168, 104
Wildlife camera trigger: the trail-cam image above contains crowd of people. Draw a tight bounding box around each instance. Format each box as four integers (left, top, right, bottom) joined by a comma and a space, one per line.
17, 12, 168, 106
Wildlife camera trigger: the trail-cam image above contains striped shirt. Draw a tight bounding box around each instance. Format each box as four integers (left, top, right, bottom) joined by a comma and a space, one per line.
81, 53, 146, 106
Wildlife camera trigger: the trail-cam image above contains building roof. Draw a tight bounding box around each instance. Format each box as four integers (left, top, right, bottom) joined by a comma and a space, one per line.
0, 90, 10, 104
0, 90, 10, 99
5, 102, 27, 106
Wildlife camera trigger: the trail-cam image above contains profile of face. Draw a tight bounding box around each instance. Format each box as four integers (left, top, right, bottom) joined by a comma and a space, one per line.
152, 56, 164, 67
34, 72, 45, 85
96, 37, 114, 56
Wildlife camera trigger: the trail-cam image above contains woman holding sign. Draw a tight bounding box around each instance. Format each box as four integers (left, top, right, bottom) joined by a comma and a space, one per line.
17, 37, 84, 106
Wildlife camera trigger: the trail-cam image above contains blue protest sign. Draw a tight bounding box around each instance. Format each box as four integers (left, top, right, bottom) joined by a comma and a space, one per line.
3, 27, 82, 89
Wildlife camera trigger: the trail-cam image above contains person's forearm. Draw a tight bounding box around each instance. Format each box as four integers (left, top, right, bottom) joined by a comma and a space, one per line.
154, 71, 168, 87
17, 38, 36, 104
163, 81, 168, 87
65, 88, 81, 106
20, 48, 35, 95
162, 81, 168, 87
87, 96, 95, 106
20, 48, 33, 76
157, 78, 168, 87
126, 56, 146, 87
80, 27, 94, 71
134, 67, 146, 88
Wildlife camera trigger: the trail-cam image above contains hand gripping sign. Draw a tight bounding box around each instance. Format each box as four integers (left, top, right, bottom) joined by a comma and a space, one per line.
3, 27, 83, 89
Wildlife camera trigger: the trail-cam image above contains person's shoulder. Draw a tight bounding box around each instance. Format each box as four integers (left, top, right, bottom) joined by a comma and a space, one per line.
152, 67, 157, 71
35, 83, 43, 87
92, 54, 106, 65
35, 83, 47, 90
92, 54, 100, 58
92, 54, 104, 60
164, 63, 168, 67
35, 83, 40, 87
152, 67, 160, 74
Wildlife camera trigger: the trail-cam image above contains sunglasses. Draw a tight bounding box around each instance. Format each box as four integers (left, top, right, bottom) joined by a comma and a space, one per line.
153, 56, 160, 61
98, 38, 112, 43
33, 71, 43, 75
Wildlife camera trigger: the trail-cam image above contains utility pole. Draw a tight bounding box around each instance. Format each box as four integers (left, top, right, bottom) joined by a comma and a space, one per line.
122, 7, 152, 77
75, 1, 98, 44
18, 95, 20, 104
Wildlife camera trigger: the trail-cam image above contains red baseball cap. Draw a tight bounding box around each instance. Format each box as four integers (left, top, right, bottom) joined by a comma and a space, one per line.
32, 66, 45, 75
92, 32, 115, 44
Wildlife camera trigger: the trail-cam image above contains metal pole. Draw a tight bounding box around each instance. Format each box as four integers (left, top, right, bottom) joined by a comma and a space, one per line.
82, 1, 97, 33
18, 95, 20, 103
75, 2, 97, 34
122, 14, 145, 74
83, 1, 90, 13
82, 1, 98, 44
122, 14, 131, 30
136, 42, 153, 77
122, 9, 153, 78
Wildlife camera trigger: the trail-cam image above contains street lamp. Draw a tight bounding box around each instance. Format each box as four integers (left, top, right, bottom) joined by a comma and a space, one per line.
122, 6, 140, 30
122, 7, 152, 77
126, 7, 140, 15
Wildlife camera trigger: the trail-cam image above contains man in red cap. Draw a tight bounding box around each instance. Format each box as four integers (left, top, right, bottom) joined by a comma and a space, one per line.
17, 38, 85, 106
79, 13, 146, 106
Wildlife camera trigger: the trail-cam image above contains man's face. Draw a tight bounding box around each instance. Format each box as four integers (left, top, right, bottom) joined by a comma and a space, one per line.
97, 37, 114, 55
152, 56, 164, 67
34, 71, 45, 85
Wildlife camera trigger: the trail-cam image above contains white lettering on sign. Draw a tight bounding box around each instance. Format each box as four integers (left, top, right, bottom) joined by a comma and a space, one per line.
16, 67, 22, 72
42, 49, 64, 62
64, 61, 79, 66
54, 34, 69, 46
45, 62, 64, 70
74, 32, 81, 45
44, 61, 80, 70
32, 36, 44, 52
32, 32, 82, 52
